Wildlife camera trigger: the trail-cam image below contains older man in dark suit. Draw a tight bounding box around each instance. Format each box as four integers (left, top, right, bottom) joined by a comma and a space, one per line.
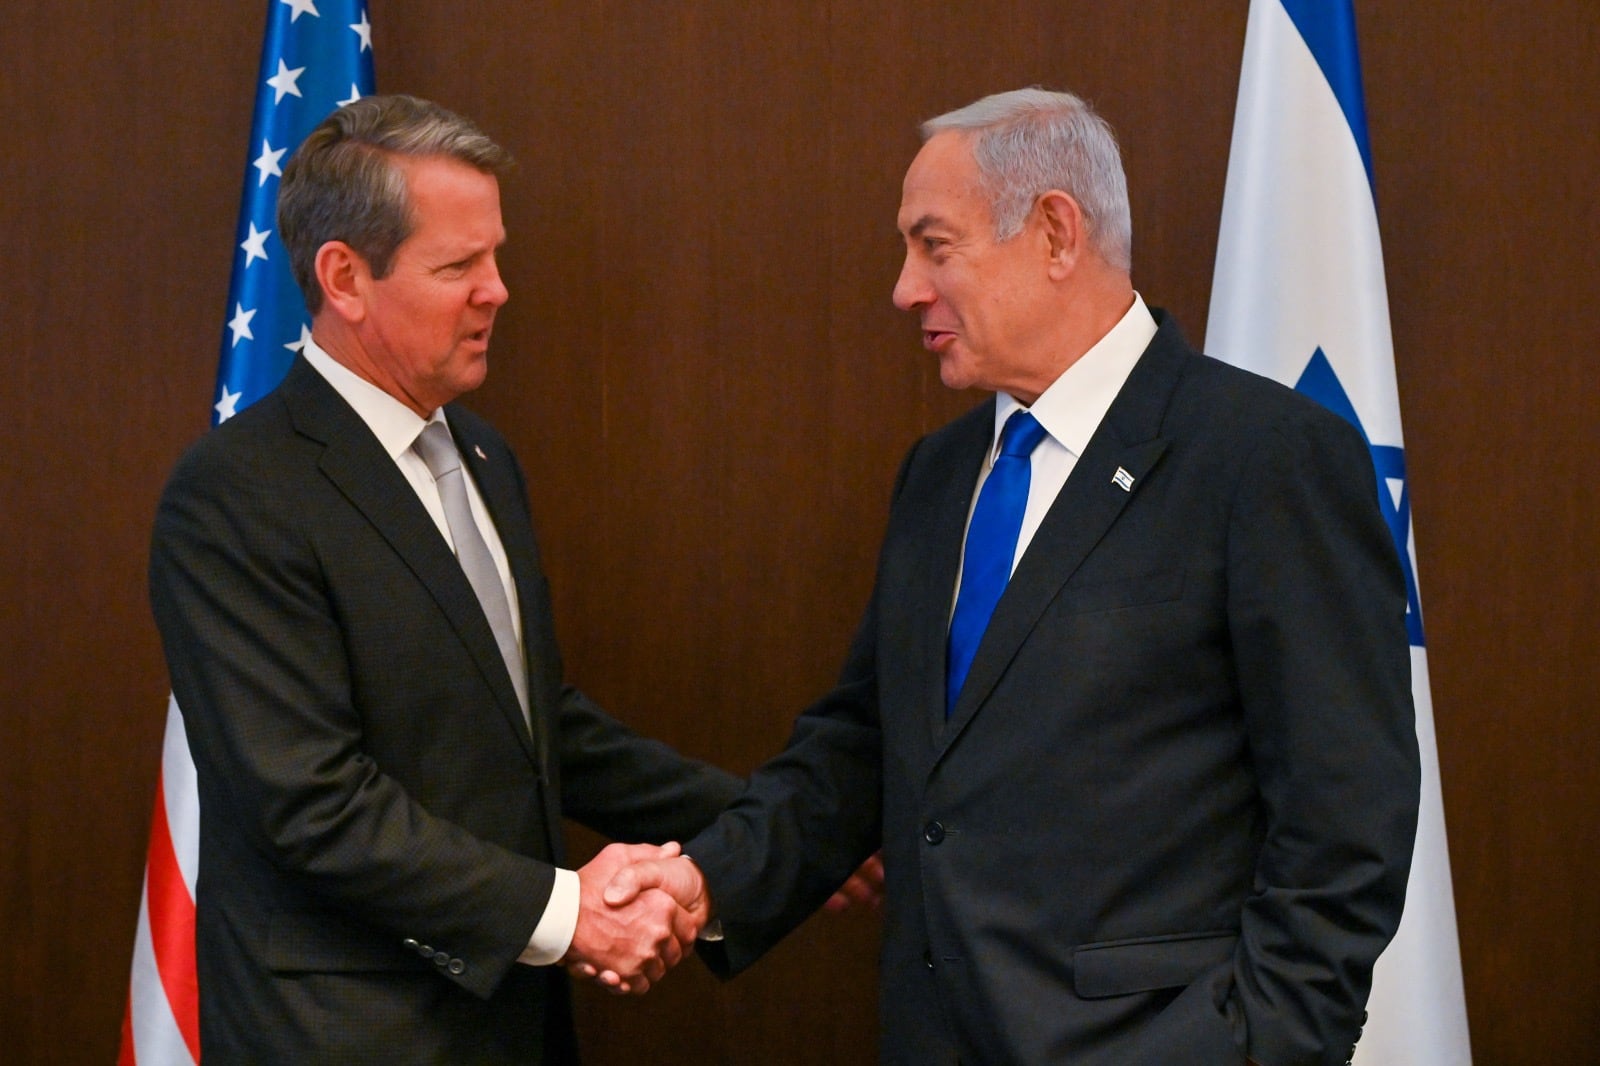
606, 88, 1420, 1066
149, 95, 743, 1063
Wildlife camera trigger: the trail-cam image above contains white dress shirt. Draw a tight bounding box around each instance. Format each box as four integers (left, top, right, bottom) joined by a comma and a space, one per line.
302, 341, 579, 966
955, 293, 1158, 599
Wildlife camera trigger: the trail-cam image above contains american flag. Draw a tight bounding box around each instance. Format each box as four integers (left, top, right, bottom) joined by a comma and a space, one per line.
120, 3, 374, 1061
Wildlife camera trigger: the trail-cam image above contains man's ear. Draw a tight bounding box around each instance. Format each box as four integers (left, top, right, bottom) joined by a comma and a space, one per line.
314, 240, 369, 323
1036, 190, 1085, 280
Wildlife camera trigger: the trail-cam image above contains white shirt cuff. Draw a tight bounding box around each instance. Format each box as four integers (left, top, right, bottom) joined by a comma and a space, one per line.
517, 867, 579, 966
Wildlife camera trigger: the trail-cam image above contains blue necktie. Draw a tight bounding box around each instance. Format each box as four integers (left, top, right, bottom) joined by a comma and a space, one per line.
946, 410, 1048, 715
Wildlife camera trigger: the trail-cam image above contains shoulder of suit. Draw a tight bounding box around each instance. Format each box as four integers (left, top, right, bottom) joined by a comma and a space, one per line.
442, 400, 507, 443
921, 396, 996, 450
1166, 352, 1363, 461
169, 384, 292, 470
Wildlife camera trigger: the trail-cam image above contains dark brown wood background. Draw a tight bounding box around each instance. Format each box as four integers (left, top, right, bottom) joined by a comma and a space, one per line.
3, 2, 1595, 1062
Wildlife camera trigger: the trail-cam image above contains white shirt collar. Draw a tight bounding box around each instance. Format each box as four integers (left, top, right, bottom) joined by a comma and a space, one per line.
301, 338, 448, 457
993, 292, 1158, 459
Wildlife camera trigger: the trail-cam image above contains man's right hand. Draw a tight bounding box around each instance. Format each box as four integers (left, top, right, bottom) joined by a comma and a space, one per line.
562, 841, 697, 995
566, 848, 714, 993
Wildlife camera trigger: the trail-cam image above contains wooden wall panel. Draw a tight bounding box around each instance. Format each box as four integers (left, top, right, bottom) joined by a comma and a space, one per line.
2, 2, 1595, 1062
1, 2, 258, 1062
1363, 2, 1600, 1055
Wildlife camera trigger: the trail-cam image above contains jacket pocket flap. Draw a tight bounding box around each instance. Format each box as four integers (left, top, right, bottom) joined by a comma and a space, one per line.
1072, 931, 1238, 999
1056, 569, 1185, 615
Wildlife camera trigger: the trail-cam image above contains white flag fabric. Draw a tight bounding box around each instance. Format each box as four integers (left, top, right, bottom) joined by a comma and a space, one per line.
1207, 1, 1471, 1062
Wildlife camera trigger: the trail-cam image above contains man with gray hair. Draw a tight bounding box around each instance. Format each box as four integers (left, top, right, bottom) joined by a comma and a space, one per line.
607, 88, 1419, 1065
150, 94, 748, 1062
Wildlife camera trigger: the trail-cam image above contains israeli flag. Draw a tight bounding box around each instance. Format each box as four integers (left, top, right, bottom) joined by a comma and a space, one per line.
1207, 1, 1472, 1062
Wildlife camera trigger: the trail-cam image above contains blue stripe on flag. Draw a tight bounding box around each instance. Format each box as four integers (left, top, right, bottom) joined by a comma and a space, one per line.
1276, 0, 1374, 190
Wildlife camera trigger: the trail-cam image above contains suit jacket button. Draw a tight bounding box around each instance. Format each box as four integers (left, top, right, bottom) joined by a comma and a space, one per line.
402, 938, 420, 952
923, 821, 945, 845
449, 958, 466, 975
416, 943, 434, 958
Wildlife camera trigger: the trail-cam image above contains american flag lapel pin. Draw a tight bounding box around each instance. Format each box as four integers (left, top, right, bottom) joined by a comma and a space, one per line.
1112, 467, 1135, 492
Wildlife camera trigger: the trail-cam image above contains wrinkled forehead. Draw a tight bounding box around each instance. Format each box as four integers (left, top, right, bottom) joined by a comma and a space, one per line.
897, 131, 991, 234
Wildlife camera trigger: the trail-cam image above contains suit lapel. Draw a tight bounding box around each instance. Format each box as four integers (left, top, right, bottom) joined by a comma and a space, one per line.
280, 360, 541, 768
910, 407, 994, 744
935, 319, 1190, 761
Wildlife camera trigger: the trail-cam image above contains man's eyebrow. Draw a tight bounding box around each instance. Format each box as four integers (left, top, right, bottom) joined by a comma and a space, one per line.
904, 214, 941, 238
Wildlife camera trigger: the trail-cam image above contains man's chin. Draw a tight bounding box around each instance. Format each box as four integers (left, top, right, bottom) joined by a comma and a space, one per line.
457, 353, 491, 390
937, 357, 980, 393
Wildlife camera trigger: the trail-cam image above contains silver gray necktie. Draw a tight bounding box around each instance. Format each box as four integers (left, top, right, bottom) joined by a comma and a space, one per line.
412, 421, 530, 729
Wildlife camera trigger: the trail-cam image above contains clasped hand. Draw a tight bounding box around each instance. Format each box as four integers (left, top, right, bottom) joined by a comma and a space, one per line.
562, 841, 709, 996
563, 844, 885, 995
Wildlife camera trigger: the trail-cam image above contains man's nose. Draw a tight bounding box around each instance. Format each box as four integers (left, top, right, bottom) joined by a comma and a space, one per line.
891, 255, 930, 312
477, 258, 509, 307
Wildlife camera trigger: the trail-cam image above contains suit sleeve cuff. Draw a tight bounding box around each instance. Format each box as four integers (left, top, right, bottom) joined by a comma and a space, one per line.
517, 867, 579, 966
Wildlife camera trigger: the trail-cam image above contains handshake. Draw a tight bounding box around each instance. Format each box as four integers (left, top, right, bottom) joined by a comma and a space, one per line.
561, 841, 884, 995
562, 841, 707, 995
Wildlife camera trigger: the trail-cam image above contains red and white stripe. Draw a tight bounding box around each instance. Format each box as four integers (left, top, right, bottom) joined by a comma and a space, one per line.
120, 697, 201, 1065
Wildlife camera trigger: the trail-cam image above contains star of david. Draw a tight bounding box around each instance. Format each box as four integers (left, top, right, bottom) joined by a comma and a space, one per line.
1294, 348, 1425, 647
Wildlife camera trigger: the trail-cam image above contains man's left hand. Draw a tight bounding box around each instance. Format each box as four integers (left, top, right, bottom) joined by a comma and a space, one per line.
824, 851, 885, 913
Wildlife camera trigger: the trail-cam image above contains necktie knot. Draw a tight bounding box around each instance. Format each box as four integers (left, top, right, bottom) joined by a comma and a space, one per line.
997, 410, 1047, 460
413, 421, 462, 480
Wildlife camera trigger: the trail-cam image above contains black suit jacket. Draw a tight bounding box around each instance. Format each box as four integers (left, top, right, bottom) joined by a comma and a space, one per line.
690, 313, 1420, 1066
150, 357, 741, 1063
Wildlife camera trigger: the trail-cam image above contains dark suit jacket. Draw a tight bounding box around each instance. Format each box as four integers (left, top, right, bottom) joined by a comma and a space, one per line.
689, 313, 1420, 1066
150, 356, 741, 1063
